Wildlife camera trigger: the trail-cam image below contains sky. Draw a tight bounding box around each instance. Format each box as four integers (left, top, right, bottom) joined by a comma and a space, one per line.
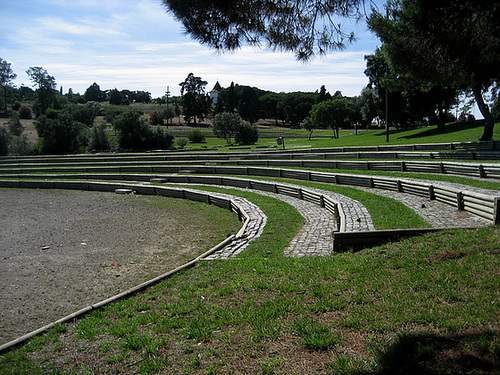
0, 0, 383, 99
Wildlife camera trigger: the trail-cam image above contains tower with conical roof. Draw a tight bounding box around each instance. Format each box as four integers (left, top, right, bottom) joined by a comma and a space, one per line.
210, 81, 222, 104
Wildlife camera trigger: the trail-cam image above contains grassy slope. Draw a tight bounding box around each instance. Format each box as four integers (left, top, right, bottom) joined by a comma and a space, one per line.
0, 191, 498, 375
179, 120, 499, 150
1, 117, 498, 374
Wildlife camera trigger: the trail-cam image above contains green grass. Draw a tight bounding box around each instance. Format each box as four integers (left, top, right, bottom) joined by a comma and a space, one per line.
301, 167, 500, 192
177, 120, 499, 151
192, 177, 430, 229
2, 224, 498, 374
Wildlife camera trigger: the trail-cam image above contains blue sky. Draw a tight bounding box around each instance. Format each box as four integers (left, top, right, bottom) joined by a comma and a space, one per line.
0, 0, 383, 98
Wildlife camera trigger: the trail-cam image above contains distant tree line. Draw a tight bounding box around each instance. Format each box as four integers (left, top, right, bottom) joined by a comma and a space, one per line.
0, 63, 175, 155
162, 0, 500, 141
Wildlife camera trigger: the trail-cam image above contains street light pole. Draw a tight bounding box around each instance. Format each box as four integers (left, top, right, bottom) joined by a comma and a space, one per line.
386, 87, 389, 143
165, 86, 170, 126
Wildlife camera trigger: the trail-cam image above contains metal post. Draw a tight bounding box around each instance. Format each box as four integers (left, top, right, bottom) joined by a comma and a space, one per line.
386, 87, 389, 143
165, 86, 170, 126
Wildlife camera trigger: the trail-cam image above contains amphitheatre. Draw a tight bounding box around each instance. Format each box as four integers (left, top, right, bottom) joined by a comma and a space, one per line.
0, 123, 499, 373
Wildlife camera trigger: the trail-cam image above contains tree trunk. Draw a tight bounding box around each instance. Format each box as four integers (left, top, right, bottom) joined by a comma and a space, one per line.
3, 86, 7, 111
472, 84, 494, 141
436, 102, 446, 131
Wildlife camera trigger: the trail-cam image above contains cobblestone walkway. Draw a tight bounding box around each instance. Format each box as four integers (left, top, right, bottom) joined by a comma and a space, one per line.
178, 188, 267, 260
166, 176, 497, 259
175, 182, 373, 258
253, 185, 375, 257
353, 186, 491, 228
352, 175, 497, 229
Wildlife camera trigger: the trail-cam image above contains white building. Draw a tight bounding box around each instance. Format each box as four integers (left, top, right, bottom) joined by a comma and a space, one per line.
209, 81, 222, 104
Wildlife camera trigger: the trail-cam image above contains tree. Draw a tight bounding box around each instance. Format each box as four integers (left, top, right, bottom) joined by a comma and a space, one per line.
26, 66, 57, 116
17, 86, 35, 102
364, 48, 458, 130
35, 112, 87, 154
259, 92, 283, 126
368, 0, 500, 140
162, 106, 176, 126
277, 92, 318, 127
357, 86, 380, 127
8, 112, 23, 136
113, 110, 174, 150
236, 86, 260, 124
213, 112, 242, 143
300, 117, 315, 140
162, 0, 362, 60
109, 88, 124, 105
0, 58, 17, 111
310, 97, 352, 138
65, 102, 101, 127
89, 121, 111, 152
316, 85, 332, 104
113, 110, 148, 149
18, 105, 32, 120
179, 73, 209, 124
84, 83, 104, 102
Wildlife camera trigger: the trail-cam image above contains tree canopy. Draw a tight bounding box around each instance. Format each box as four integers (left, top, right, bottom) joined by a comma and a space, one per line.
162, 0, 363, 60
179, 73, 210, 124
26, 66, 57, 116
368, 0, 500, 140
85, 82, 104, 102
0, 58, 17, 111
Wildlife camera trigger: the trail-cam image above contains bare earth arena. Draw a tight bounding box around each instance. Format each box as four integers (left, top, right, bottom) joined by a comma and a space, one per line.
0, 188, 221, 345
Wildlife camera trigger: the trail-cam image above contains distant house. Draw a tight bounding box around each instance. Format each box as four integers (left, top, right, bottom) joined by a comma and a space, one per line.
209, 81, 222, 104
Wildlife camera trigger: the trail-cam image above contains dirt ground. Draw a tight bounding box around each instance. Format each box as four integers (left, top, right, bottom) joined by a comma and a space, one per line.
0, 188, 226, 345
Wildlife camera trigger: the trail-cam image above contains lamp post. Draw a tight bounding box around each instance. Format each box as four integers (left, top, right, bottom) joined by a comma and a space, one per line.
386, 87, 389, 143
165, 86, 171, 126
385, 7, 390, 143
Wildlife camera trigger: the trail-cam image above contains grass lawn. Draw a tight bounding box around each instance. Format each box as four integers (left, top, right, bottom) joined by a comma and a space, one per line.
178, 120, 499, 151
1, 189, 498, 375
188, 180, 429, 230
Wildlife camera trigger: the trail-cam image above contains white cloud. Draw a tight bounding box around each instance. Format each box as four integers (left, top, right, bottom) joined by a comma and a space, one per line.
0, 0, 377, 98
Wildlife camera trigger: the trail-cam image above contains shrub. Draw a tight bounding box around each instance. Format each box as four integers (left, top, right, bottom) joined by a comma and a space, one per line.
148, 126, 174, 150
149, 110, 163, 125
235, 122, 259, 145
0, 128, 8, 155
66, 102, 101, 126
8, 135, 33, 155
8, 113, 24, 136
12, 102, 21, 111
35, 113, 88, 154
18, 105, 32, 119
45, 108, 60, 119
88, 121, 111, 152
102, 106, 128, 124
113, 110, 173, 151
177, 137, 188, 149
187, 129, 206, 143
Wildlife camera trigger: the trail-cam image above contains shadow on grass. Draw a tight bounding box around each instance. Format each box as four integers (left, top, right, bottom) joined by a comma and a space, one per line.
364, 330, 500, 375
398, 120, 484, 140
